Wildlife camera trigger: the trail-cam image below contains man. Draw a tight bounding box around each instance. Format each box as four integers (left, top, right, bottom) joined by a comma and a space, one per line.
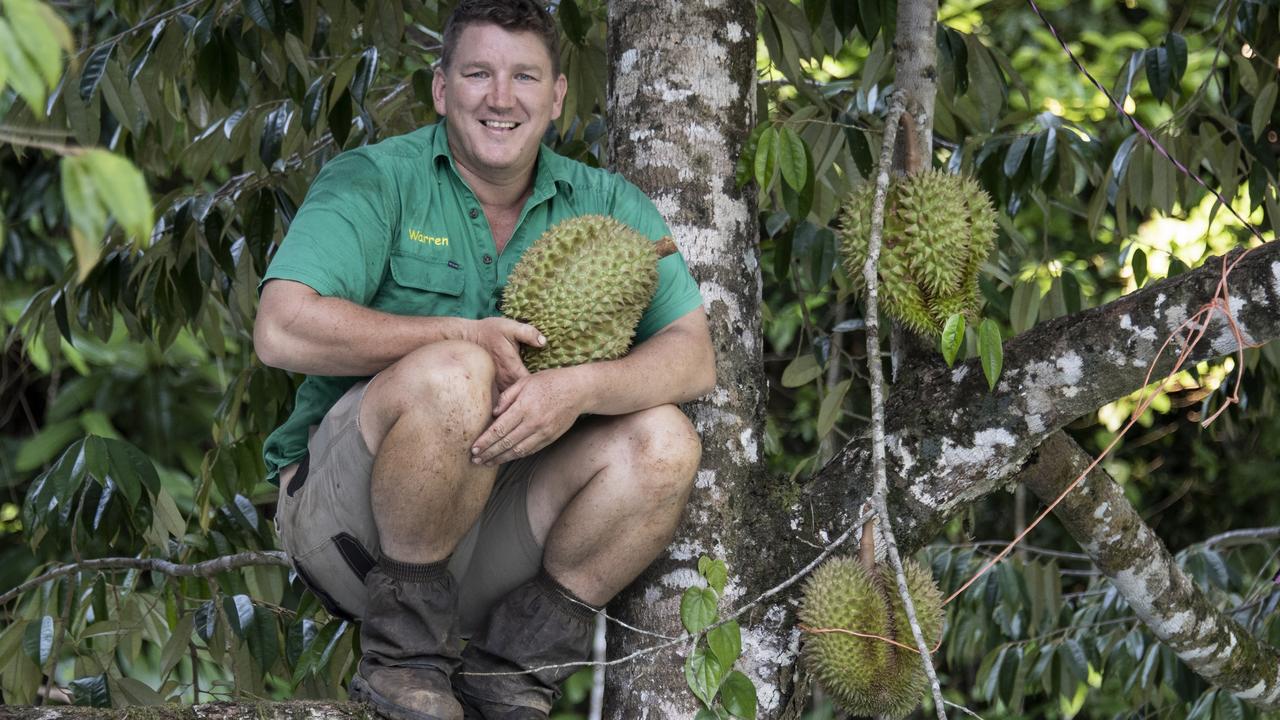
253, 1, 716, 718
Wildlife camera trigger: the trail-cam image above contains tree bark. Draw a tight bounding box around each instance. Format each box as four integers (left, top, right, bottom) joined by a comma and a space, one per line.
1022, 432, 1280, 709
604, 0, 767, 716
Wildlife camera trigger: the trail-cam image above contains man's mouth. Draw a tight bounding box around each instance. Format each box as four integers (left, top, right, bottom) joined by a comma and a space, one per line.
482, 120, 519, 130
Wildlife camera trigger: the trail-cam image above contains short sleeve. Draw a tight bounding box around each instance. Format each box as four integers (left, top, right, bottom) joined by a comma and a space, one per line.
608, 180, 704, 342
261, 151, 393, 303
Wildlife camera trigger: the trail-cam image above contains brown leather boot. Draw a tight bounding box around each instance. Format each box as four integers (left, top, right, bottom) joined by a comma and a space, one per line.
453, 571, 598, 719
350, 556, 465, 720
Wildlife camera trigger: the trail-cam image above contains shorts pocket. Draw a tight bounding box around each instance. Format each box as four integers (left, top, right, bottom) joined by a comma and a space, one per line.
332, 532, 377, 583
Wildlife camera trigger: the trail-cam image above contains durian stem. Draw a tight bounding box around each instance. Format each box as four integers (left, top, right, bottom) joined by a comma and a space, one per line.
862, 95, 949, 720
653, 236, 678, 259
859, 517, 877, 570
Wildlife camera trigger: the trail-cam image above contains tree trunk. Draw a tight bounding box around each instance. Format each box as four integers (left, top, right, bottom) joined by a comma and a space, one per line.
604, 0, 767, 716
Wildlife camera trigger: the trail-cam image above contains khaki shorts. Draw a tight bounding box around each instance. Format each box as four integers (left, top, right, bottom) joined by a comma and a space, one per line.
275, 381, 544, 636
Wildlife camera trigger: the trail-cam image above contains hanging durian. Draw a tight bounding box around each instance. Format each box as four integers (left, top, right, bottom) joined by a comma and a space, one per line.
838, 169, 997, 336
502, 214, 676, 372
798, 526, 945, 719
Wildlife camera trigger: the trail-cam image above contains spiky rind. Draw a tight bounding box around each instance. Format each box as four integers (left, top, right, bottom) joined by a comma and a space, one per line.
502, 215, 658, 372
837, 171, 997, 336
799, 556, 946, 720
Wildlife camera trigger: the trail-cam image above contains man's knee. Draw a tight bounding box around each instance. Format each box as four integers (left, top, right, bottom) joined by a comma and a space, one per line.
362, 341, 496, 450
614, 405, 701, 500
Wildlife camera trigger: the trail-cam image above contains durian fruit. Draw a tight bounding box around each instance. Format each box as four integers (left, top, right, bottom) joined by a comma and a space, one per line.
798, 554, 945, 719
838, 169, 997, 336
502, 215, 674, 372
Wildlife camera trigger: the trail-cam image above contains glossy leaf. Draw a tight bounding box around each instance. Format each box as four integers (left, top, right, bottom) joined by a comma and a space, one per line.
778, 126, 808, 191
684, 645, 725, 708
721, 670, 758, 719
1132, 247, 1148, 287
80, 42, 114, 101
680, 587, 718, 634
22, 615, 54, 667
698, 555, 728, 595
707, 620, 742, 666
351, 46, 379, 107
754, 127, 779, 189
940, 314, 965, 367
978, 318, 1003, 391
69, 674, 111, 708
816, 378, 851, 439
1145, 46, 1170, 102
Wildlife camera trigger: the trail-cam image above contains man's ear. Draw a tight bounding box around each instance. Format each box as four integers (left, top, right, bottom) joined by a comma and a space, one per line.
551, 73, 568, 119
432, 67, 448, 116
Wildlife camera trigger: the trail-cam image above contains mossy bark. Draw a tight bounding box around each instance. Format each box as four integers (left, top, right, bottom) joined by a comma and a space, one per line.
1022, 432, 1280, 709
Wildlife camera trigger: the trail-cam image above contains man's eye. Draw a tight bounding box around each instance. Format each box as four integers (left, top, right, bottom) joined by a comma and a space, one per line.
516, 73, 536, 82
466, 71, 489, 79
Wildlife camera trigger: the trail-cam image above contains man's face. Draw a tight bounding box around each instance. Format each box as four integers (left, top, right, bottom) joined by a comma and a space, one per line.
433, 23, 567, 180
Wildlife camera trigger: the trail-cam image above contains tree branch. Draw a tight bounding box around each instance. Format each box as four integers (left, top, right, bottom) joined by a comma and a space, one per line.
0, 552, 290, 608
1021, 431, 1280, 710
807, 241, 1280, 557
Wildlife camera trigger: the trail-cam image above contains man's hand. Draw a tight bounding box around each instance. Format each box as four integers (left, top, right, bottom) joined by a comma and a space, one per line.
464, 317, 546, 390
471, 367, 588, 466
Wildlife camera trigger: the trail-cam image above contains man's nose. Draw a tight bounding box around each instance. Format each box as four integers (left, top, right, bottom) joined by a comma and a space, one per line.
487, 77, 514, 109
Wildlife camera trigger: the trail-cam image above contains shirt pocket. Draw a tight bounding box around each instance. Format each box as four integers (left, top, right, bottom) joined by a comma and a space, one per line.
380, 251, 465, 316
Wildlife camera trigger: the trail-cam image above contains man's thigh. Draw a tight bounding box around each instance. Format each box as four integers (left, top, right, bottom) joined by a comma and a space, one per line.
276, 380, 544, 631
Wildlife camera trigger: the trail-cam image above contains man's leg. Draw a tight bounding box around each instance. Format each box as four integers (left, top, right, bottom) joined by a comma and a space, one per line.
353, 340, 499, 720
455, 404, 701, 717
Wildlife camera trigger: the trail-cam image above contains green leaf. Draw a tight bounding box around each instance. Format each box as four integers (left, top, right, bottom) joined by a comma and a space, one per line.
699, 556, 728, 595
7, 0, 67, 89
1131, 247, 1148, 287
940, 314, 965, 367
559, 0, 589, 45
816, 378, 851, 439
244, 0, 275, 31
302, 75, 327, 133
781, 353, 822, 388
1145, 46, 1170, 102
1252, 82, 1276, 142
245, 603, 280, 671
1003, 136, 1030, 178
721, 670, 758, 719
1009, 279, 1042, 333
0, 18, 46, 111
778, 127, 808, 192
684, 646, 725, 708
1058, 638, 1088, 685
22, 615, 54, 666
113, 677, 166, 706
260, 104, 292, 167
754, 126, 779, 190
680, 587, 718, 634
707, 620, 742, 666
82, 150, 154, 247
1166, 32, 1187, 86
159, 614, 194, 678
79, 42, 113, 101
351, 46, 379, 107
978, 318, 1003, 391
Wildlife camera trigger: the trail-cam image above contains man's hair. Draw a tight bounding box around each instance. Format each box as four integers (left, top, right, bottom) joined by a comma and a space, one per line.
440, 0, 561, 77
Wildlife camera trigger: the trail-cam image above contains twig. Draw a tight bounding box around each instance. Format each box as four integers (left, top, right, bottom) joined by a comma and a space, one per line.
0, 129, 86, 156
1197, 527, 1280, 550
0, 551, 290, 607
861, 97, 948, 720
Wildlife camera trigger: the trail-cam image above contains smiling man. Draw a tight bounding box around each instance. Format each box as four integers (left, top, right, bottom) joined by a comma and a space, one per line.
253, 1, 716, 719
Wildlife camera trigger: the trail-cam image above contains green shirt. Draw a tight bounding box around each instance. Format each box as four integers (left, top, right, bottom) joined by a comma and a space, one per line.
260, 121, 704, 483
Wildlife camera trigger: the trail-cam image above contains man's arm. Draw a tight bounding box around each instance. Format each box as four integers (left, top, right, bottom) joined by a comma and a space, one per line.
470, 307, 716, 465
255, 279, 545, 387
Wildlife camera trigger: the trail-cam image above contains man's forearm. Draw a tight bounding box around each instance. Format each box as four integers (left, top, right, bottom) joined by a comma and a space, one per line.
256, 291, 465, 376
570, 313, 717, 416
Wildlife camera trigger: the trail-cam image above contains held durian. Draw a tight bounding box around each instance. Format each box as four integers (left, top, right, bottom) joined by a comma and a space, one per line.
838, 169, 997, 336
798, 555, 945, 719
502, 215, 675, 372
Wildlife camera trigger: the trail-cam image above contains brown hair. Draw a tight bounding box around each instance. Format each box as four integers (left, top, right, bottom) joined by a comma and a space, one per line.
440, 0, 561, 77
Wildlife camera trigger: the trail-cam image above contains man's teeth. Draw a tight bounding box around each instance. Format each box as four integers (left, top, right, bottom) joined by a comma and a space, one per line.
484, 121, 517, 129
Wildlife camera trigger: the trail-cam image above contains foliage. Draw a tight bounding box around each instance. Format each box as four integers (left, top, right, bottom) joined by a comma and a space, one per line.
680, 556, 757, 719
0, 0, 1278, 715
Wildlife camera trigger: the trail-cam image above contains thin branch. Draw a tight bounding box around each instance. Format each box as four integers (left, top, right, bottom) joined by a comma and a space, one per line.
0, 551, 290, 608
1196, 527, 1280, 550
861, 96, 948, 720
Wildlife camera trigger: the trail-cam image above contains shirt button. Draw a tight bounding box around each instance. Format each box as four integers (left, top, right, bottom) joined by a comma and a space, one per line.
469, 208, 479, 219
482, 254, 493, 265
